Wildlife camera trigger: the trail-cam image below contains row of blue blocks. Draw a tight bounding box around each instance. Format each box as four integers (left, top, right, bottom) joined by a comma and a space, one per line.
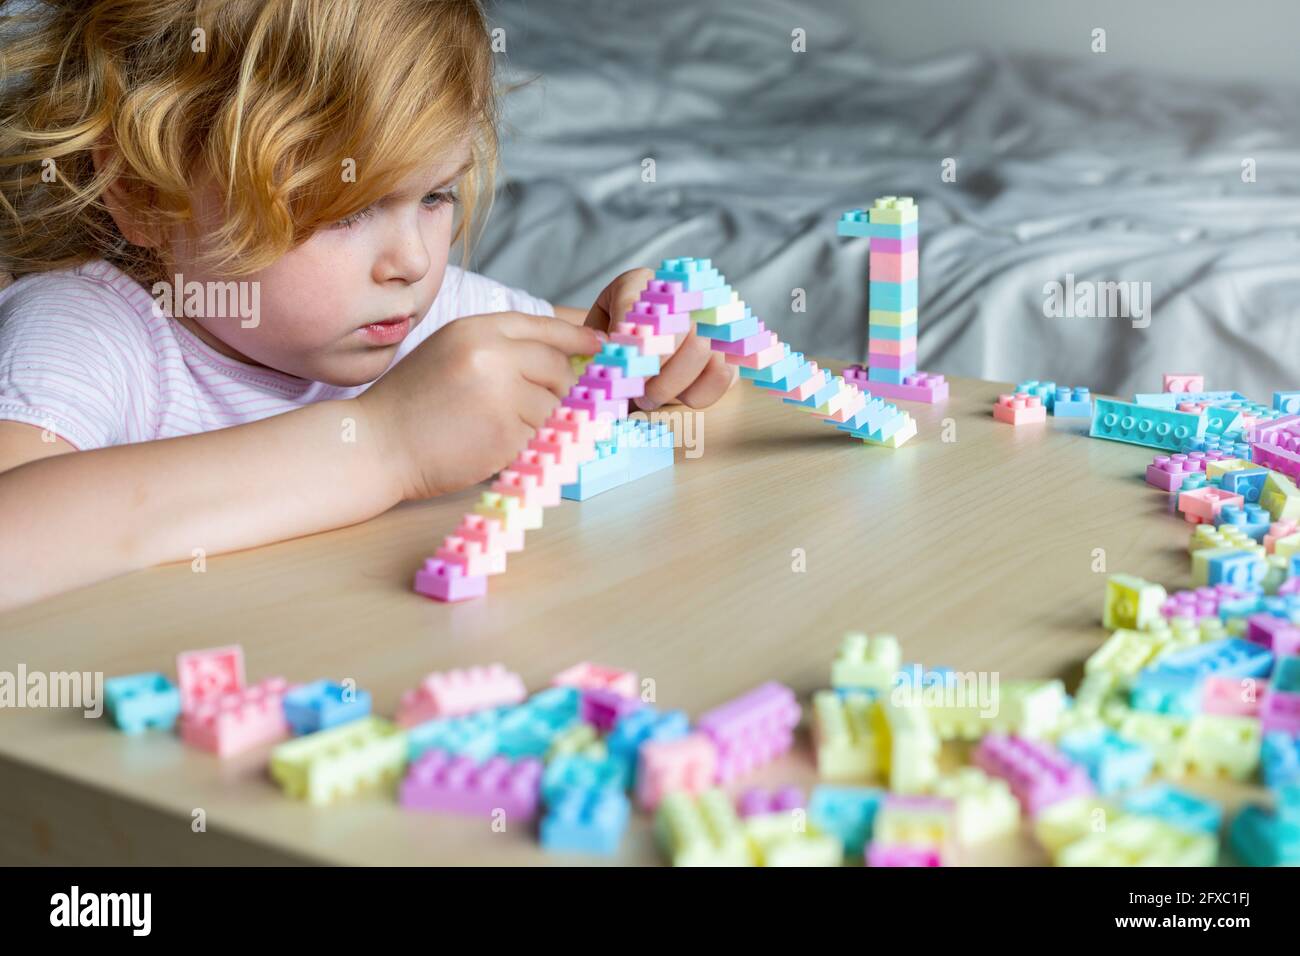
560, 419, 675, 501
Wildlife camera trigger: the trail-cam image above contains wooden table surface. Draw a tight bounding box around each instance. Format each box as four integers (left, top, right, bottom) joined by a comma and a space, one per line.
0, 368, 1261, 865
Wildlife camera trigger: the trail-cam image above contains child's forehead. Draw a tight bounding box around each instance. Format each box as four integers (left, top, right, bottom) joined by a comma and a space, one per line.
385, 146, 474, 198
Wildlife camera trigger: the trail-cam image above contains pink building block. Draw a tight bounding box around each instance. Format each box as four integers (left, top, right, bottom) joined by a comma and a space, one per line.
1178, 486, 1243, 525
395, 665, 527, 727
866, 843, 943, 867
636, 733, 717, 810
551, 662, 639, 698
724, 340, 785, 370
1202, 676, 1268, 717
697, 682, 801, 782
993, 393, 1046, 426
1279, 578, 1300, 598
1245, 615, 1300, 657
867, 250, 918, 283
400, 750, 543, 820
778, 366, 831, 402
843, 366, 948, 404
510, 448, 571, 494
1265, 520, 1299, 554
738, 786, 805, 818
610, 321, 677, 357
413, 559, 488, 602
1162, 584, 1250, 622
491, 467, 561, 509
580, 687, 642, 732
1248, 417, 1300, 482
972, 734, 1093, 816
179, 677, 291, 757
1259, 690, 1300, 735
434, 535, 507, 577
868, 337, 918, 357
176, 645, 245, 710
1163, 374, 1204, 393
623, 299, 691, 336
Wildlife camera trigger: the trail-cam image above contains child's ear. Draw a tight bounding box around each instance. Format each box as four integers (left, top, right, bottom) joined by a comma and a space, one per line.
91, 143, 158, 249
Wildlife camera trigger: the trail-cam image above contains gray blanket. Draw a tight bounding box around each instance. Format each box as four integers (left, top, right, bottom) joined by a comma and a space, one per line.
478, 0, 1300, 399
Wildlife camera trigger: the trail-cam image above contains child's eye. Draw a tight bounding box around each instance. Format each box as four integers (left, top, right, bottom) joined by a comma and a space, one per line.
333, 206, 375, 229
423, 188, 459, 210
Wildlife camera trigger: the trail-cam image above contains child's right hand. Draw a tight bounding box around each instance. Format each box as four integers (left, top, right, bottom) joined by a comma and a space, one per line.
360, 312, 604, 501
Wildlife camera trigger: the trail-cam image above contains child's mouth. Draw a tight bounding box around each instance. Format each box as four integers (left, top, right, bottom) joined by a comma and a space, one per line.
357, 314, 414, 345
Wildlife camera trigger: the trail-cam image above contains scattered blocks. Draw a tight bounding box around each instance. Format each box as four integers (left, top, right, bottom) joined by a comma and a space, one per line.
743, 812, 841, 867
1058, 815, 1217, 867
282, 679, 371, 736
103, 673, 181, 734
395, 665, 526, 727
400, 750, 543, 820
931, 768, 1020, 846
993, 393, 1046, 426
972, 734, 1093, 815
697, 682, 800, 782
812, 690, 880, 781
1057, 727, 1154, 793
655, 788, 753, 866
808, 786, 883, 857
1090, 399, 1207, 452
178, 677, 291, 757
872, 794, 957, 864
552, 662, 639, 699
1122, 784, 1221, 835
830, 632, 901, 693
1052, 386, 1093, 418
636, 734, 717, 811
541, 789, 631, 856
1164, 374, 1205, 394
1103, 574, 1168, 631
270, 716, 406, 805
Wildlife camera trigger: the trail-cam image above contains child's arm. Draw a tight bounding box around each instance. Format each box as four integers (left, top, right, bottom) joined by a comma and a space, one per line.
0, 311, 601, 611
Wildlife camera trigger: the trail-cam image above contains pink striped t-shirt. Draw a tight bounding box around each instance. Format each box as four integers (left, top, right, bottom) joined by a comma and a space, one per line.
0, 258, 553, 450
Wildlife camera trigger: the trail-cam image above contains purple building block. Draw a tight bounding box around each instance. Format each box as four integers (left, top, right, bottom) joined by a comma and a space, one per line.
580, 687, 642, 732
697, 682, 801, 782
399, 750, 542, 820
866, 843, 942, 867
1260, 690, 1300, 735
972, 734, 1093, 816
413, 559, 487, 603
1161, 584, 1250, 623
738, 786, 805, 818
1245, 614, 1300, 657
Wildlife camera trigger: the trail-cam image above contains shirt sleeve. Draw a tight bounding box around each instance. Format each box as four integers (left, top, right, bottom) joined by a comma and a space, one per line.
0, 277, 150, 450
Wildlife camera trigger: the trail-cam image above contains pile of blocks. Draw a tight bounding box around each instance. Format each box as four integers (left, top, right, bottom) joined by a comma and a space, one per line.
836, 196, 948, 404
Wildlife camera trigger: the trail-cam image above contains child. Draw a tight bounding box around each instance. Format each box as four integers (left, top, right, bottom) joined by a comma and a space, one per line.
0, 0, 736, 610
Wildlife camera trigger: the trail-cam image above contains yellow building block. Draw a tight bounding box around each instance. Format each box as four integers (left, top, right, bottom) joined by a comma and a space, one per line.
812, 691, 881, 781
547, 722, 606, 762
870, 195, 919, 225
830, 633, 900, 692
1183, 714, 1260, 780
569, 354, 595, 378
1189, 523, 1255, 554
873, 795, 957, 861
1274, 532, 1300, 561
1086, 629, 1166, 681
1057, 815, 1217, 867
1034, 795, 1123, 856
655, 789, 753, 866
270, 716, 407, 805
879, 696, 939, 794
1116, 711, 1191, 775
931, 768, 1020, 846
743, 812, 841, 867
989, 679, 1068, 738
1262, 472, 1300, 522
1263, 553, 1290, 595
1103, 574, 1167, 631
922, 697, 987, 741
1205, 458, 1251, 480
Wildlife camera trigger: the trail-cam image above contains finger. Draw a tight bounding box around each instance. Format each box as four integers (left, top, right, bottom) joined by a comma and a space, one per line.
510, 339, 578, 400
517, 380, 564, 432
635, 329, 712, 410
499, 311, 604, 356
675, 350, 740, 409
584, 267, 654, 333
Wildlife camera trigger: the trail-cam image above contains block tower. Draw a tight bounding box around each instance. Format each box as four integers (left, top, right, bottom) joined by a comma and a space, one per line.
837, 196, 948, 404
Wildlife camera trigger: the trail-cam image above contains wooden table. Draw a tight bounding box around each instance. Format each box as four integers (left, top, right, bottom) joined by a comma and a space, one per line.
0, 369, 1262, 865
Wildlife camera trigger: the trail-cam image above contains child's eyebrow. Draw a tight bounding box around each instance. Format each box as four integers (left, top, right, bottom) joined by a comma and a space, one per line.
387, 159, 473, 200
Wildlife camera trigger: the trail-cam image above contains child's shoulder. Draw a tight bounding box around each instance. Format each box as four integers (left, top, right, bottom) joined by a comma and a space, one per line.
0, 259, 159, 353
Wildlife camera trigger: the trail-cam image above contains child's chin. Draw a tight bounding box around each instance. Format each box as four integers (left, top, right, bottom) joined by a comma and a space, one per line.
313, 356, 393, 389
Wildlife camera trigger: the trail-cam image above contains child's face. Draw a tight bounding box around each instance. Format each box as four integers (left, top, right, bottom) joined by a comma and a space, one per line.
170, 145, 470, 387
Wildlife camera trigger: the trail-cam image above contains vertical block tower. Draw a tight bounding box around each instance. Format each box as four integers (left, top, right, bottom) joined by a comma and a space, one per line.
837, 196, 948, 404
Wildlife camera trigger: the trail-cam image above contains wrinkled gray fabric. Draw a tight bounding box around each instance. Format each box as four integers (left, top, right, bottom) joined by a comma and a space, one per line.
475, 0, 1300, 398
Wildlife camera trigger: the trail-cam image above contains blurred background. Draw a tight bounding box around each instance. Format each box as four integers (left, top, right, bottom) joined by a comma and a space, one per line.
478, 0, 1300, 399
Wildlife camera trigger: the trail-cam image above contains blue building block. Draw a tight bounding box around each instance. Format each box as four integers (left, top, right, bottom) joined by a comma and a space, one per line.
607, 706, 689, 787
867, 322, 913, 341
561, 420, 675, 501
696, 311, 759, 342
1206, 550, 1268, 589
103, 672, 181, 735
751, 358, 816, 393
654, 257, 723, 292
783, 376, 840, 410
1274, 656, 1300, 693
1230, 805, 1300, 866
1052, 387, 1093, 418
1262, 733, 1300, 789
837, 397, 909, 442
561, 442, 631, 502
836, 209, 918, 240
1135, 390, 1245, 409
1149, 638, 1273, 681
695, 283, 734, 310
282, 679, 372, 735
542, 754, 627, 803
591, 342, 660, 378
496, 687, 581, 759
1122, 784, 1222, 835
809, 786, 883, 857
1182, 434, 1252, 459
1090, 399, 1208, 452
406, 707, 504, 761
1218, 470, 1269, 508
892, 664, 957, 691
866, 366, 912, 385
1205, 406, 1243, 436
1274, 390, 1300, 415
1129, 670, 1202, 718
869, 279, 918, 312
741, 347, 802, 384
1015, 380, 1058, 409
1058, 727, 1155, 793
540, 788, 631, 856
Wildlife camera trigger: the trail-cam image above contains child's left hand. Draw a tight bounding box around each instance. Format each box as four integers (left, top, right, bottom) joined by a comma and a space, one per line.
577, 267, 739, 411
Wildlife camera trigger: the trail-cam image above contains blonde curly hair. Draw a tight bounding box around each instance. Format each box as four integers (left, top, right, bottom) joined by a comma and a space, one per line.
0, 0, 500, 289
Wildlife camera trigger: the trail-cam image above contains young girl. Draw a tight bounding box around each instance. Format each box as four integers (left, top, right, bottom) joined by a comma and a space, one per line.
0, 0, 736, 610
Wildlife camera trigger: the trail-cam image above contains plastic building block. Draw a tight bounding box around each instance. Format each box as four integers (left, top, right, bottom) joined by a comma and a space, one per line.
812, 691, 880, 780
1130, 669, 1202, 717
1057, 727, 1154, 793
697, 682, 800, 782
1161, 584, 1253, 622
607, 706, 690, 787
1274, 391, 1300, 415
932, 768, 1021, 845
179, 677, 292, 757
1274, 654, 1300, 692
413, 559, 487, 602
1230, 805, 1300, 866
1261, 733, 1300, 788
743, 812, 841, 866
993, 393, 1046, 425
495, 687, 581, 759
404, 707, 503, 761
990, 679, 1069, 738
1090, 399, 1207, 451
872, 795, 957, 863
395, 665, 525, 727
655, 788, 753, 866
879, 696, 939, 793
552, 661, 639, 699
1052, 386, 1093, 417
399, 750, 543, 819
1148, 637, 1274, 682
866, 843, 941, 867
103, 673, 181, 734
580, 687, 642, 732
1122, 784, 1221, 835
1015, 380, 1057, 408
1201, 675, 1267, 717
540, 753, 623, 803
176, 644, 245, 709
270, 716, 406, 805
282, 679, 371, 736
1137, 390, 1244, 408
1164, 374, 1205, 393
1216, 502, 1271, 541
1179, 486, 1245, 527
545, 722, 604, 763
737, 786, 804, 818
1103, 574, 1167, 630
1146, 453, 1217, 493
808, 786, 882, 856
1059, 815, 1216, 867
1182, 714, 1261, 779
1259, 688, 1300, 735
973, 734, 1093, 815
1032, 795, 1123, 856
540, 788, 631, 856
844, 366, 949, 404
636, 733, 717, 810
830, 632, 901, 692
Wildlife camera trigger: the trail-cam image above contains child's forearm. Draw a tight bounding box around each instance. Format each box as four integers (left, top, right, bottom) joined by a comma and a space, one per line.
0, 398, 403, 610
